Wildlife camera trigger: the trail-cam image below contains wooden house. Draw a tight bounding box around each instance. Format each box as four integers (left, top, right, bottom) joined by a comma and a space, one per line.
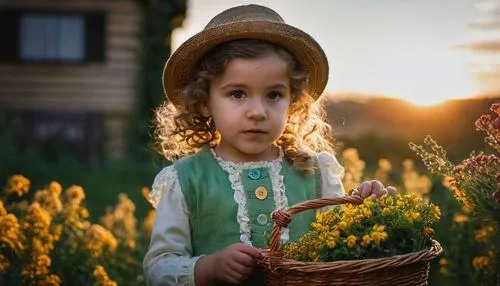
0, 0, 186, 167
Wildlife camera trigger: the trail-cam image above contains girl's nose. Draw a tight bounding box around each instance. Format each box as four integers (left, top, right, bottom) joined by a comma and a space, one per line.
246, 98, 267, 120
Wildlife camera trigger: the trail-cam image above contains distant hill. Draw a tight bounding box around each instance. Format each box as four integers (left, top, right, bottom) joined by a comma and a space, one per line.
324, 96, 499, 166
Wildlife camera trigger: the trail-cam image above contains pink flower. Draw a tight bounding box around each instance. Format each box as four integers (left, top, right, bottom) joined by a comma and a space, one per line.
475, 115, 491, 131
493, 117, 500, 130
490, 103, 500, 116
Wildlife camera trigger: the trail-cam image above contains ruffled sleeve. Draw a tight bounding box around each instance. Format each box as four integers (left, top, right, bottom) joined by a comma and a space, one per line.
317, 151, 345, 197
143, 165, 201, 286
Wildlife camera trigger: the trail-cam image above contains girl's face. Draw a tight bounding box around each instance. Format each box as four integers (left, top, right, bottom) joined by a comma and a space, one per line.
207, 54, 292, 162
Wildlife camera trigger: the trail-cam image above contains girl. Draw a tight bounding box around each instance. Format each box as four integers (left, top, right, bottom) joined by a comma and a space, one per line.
144, 4, 394, 286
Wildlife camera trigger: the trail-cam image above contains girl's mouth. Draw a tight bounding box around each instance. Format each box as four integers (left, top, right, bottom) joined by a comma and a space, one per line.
243, 129, 266, 134
242, 130, 267, 137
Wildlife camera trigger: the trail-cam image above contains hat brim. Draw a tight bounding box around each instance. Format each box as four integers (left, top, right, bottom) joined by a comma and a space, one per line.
163, 21, 329, 108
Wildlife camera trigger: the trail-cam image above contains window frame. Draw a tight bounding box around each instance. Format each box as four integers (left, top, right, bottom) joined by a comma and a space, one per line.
0, 9, 107, 65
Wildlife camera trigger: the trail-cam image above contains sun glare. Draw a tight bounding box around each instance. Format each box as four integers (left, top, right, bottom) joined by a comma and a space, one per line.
396, 50, 478, 107
334, 42, 479, 107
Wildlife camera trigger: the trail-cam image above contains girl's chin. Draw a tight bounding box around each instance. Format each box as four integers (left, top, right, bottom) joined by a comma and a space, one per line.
217, 145, 278, 162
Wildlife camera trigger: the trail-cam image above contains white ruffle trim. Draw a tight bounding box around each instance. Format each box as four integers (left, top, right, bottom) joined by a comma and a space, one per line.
210, 148, 290, 245
149, 165, 178, 209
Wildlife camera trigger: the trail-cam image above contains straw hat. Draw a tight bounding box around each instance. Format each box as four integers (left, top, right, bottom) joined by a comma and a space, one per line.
163, 4, 329, 107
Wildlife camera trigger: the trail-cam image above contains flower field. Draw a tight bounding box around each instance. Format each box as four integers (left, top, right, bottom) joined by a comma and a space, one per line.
1, 104, 498, 285
0, 176, 154, 285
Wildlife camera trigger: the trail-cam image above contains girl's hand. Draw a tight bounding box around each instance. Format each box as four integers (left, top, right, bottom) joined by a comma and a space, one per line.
196, 243, 263, 285
352, 180, 397, 199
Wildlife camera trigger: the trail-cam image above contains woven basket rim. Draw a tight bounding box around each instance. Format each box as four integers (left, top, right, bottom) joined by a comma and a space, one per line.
259, 239, 442, 274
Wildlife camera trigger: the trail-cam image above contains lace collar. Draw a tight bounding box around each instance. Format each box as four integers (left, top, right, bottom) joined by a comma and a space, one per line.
208, 147, 284, 170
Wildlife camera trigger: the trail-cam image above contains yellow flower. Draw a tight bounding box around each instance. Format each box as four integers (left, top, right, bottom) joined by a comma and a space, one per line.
346, 235, 357, 248
0, 213, 24, 253
308, 251, 319, 261
0, 200, 6, 216
100, 194, 138, 250
381, 207, 392, 216
326, 239, 336, 248
361, 234, 372, 247
439, 258, 448, 266
378, 158, 392, 172
53, 224, 63, 242
80, 208, 90, 219
370, 229, 388, 246
141, 187, 151, 202
23, 203, 52, 237
474, 225, 495, 243
472, 256, 490, 269
39, 274, 62, 286
362, 199, 375, 209
372, 224, 385, 232
404, 211, 421, 222
93, 265, 118, 286
5, 175, 30, 197
338, 221, 347, 230
33, 189, 63, 215
453, 214, 469, 224
361, 207, 373, 218
21, 254, 52, 279
49, 181, 62, 196
65, 185, 86, 205
431, 205, 441, 221
83, 224, 118, 258
0, 254, 9, 272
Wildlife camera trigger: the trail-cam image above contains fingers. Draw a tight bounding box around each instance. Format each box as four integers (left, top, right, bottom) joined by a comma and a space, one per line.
227, 261, 253, 282
215, 244, 260, 284
358, 181, 397, 199
370, 180, 384, 196
386, 186, 397, 196
236, 244, 263, 260
358, 181, 372, 198
232, 250, 256, 268
223, 268, 248, 285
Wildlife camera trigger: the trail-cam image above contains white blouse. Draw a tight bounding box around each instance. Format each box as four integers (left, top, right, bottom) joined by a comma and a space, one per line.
143, 150, 345, 286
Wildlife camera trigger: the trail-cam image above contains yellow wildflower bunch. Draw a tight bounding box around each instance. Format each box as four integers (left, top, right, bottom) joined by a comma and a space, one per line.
83, 225, 118, 258
100, 194, 138, 251
284, 193, 441, 262
93, 265, 118, 286
0, 176, 150, 285
4, 175, 30, 197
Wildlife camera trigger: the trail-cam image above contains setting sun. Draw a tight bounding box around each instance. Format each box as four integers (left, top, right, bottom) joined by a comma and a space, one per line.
329, 41, 479, 107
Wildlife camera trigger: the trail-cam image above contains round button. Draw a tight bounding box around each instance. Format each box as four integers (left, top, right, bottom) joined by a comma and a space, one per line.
248, 169, 262, 180
257, 214, 268, 225
255, 186, 268, 200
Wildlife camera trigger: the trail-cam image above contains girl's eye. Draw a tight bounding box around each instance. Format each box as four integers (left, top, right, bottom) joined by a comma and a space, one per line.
229, 90, 245, 99
267, 91, 283, 101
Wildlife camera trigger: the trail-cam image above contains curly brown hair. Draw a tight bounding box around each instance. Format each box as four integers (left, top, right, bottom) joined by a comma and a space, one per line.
154, 39, 336, 175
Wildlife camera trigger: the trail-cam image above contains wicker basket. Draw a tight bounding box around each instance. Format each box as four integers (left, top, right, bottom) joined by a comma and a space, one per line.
258, 196, 443, 286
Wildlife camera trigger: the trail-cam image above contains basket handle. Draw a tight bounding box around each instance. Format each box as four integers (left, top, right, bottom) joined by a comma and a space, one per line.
268, 195, 364, 268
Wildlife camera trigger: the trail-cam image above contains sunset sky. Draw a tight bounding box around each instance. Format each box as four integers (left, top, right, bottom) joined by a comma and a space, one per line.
172, 0, 500, 106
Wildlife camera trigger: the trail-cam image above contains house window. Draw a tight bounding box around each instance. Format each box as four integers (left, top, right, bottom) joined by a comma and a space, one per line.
20, 14, 85, 62
0, 10, 106, 64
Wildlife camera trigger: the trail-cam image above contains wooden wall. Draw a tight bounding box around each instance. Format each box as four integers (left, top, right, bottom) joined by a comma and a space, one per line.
0, 0, 142, 157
